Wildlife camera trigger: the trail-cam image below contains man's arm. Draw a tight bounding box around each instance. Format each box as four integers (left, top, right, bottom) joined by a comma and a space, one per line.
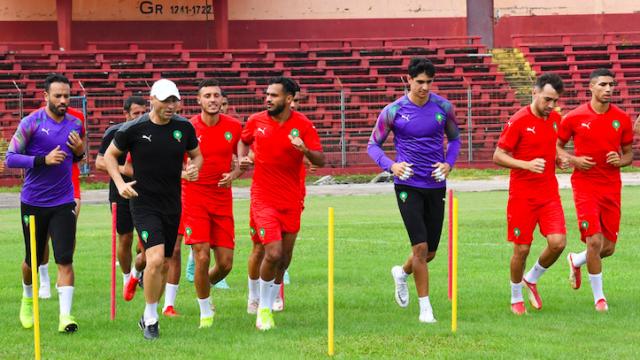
237, 141, 253, 171
634, 114, 640, 135
606, 143, 633, 168
493, 147, 545, 173
556, 139, 595, 171
183, 147, 203, 181
104, 142, 137, 198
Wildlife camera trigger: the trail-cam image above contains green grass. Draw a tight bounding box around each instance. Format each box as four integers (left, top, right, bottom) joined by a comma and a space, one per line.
1, 189, 639, 359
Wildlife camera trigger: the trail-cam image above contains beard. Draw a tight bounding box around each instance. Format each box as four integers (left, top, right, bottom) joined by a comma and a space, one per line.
48, 102, 67, 116
267, 102, 285, 116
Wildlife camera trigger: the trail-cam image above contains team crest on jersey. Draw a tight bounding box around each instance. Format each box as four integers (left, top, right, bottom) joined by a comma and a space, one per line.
141, 231, 149, 242
224, 131, 233, 142
553, 122, 558, 132
399, 191, 408, 203
173, 130, 183, 142
435, 113, 444, 124
290, 128, 299, 137
513, 228, 521, 237
612, 120, 620, 131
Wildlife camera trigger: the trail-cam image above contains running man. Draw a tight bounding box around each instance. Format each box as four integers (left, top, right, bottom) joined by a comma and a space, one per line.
104, 79, 202, 339
368, 57, 461, 323
238, 76, 325, 330
6, 73, 85, 333
96, 96, 147, 300
494, 73, 567, 315
557, 68, 634, 312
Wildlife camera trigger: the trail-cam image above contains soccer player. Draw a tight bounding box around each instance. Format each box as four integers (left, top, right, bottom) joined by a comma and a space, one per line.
6, 73, 85, 333
95, 96, 147, 300
368, 57, 461, 323
104, 78, 202, 339
493, 73, 566, 315
220, 91, 230, 115
557, 68, 634, 312
238, 76, 324, 330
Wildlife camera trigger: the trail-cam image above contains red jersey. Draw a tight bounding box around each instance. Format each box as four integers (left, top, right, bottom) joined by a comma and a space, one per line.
497, 106, 561, 197
67, 107, 85, 198
558, 103, 633, 189
241, 110, 322, 209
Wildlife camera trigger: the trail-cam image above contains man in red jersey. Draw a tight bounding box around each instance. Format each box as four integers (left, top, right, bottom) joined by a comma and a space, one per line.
493, 73, 567, 315
180, 79, 243, 328
557, 68, 634, 312
239, 77, 324, 330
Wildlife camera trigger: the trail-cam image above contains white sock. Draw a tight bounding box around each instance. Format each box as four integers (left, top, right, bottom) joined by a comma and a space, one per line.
123, 272, 131, 286
39, 263, 50, 284
399, 268, 409, 280
259, 278, 276, 310
144, 303, 158, 325
58, 286, 74, 316
22, 282, 33, 298
188, 249, 194, 262
198, 297, 213, 318
589, 273, 605, 303
132, 268, 142, 279
418, 296, 433, 313
248, 277, 259, 301
572, 251, 587, 267
511, 281, 523, 304
524, 260, 547, 284
163, 283, 179, 309
271, 282, 282, 304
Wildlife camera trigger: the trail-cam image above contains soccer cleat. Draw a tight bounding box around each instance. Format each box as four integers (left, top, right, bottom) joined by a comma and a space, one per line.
20, 297, 34, 329
39, 282, 51, 299
139, 316, 159, 340
162, 305, 179, 317
214, 278, 230, 289
256, 308, 275, 331
58, 314, 78, 333
247, 298, 259, 315
418, 310, 437, 323
523, 280, 542, 310
283, 270, 291, 285
199, 316, 214, 328
186, 257, 195, 283
511, 301, 527, 315
391, 266, 409, 308
124, 276, 139, 301
595, 298, 608, 312
567, 253, 582, 290
272, 296, 284, 312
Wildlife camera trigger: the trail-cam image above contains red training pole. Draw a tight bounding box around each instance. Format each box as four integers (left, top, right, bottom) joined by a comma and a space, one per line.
110, 202, 117, 320
448, 189, 453, 300
280, 282, 285, 310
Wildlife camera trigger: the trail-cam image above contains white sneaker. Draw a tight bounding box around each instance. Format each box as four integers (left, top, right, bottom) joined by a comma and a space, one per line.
419, 310, 437, 323
247, 298, 259, 315
39, 282, 51, 299
272, 296, 284, 312
391, 266, 409, 307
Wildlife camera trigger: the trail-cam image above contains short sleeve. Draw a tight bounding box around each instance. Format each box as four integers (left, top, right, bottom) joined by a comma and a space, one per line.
98, 127, 116, 155
241, 117, 256, 144
621, 114, 634, 146
302, 123, 322, 152
113, 128, 130, 153
497, 120, 519, 153
184, 122, 198, 151
557, 115, 574, 143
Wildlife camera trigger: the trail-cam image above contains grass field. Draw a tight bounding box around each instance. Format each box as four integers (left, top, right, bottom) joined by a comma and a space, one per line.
1, 188, 639, 359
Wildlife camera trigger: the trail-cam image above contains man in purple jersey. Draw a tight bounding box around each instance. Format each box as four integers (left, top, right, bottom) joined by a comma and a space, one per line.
6, 73, 85, 333
368, 58, 461, 323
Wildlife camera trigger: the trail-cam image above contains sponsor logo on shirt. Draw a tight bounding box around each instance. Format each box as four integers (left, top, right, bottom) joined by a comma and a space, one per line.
142, 134, 152, 142
257, 127, 266, 136
580, 122, 591, 130
400, 114, 411, 122
526, 126, 536, 134
41, 128, 50, 135
224, 131, 233, 142
553, 122, 558, 132
197, 135, 202, 143
173, 130, 183, 142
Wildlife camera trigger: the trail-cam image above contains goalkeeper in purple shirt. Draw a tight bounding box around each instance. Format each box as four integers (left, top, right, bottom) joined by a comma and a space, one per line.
6, 73, 85, 333
368, 57, 461, 323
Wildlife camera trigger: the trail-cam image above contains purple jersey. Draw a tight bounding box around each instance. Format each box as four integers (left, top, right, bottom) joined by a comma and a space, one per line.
367, 94, 461, 188
6, 108, 85, 206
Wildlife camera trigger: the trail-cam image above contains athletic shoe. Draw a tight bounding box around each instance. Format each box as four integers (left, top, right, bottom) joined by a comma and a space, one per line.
283, 270, 290, 285
20, 297, 33, 329
523, 280, 542, 310
214, 278, 230, 289
272, 296, 284, 312
567, 253, 582, 290
186, 256, 195, 283
595, 298, 608, 312
39, 282, 51, 299
391, 266, 409, 308
247, 299, 259, 315
139, 316, 159, 340
58, 314, 78, 333
256, 308, 275, 331
511, 301, 526, 315
199, 316, 214, 328
124, 276, 139, 301
162, 305, 179, 317
418, 310, 437, 323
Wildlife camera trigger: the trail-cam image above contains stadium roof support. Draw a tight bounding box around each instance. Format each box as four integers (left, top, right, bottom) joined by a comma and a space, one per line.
214, 0, 229, 49
56, 0, 72, 50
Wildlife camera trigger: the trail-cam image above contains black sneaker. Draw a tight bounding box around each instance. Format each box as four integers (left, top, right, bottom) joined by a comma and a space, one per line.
138, 271, 144, 289
139, 316, 159, 340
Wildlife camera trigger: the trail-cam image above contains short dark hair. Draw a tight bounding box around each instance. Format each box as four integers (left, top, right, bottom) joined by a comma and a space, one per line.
44, 73, 70, 92
220, 90, 228, 98
124, 96, 146, 112
268, 76, 299, 96
590, 68, 615, 81
535, 73, 564, 94
197, 78, 221, 93
408, 58, 436, 78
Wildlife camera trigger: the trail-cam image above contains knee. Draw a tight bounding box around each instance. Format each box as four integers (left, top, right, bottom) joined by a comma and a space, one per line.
513, 245, 530, 259
412, 243, 428, 261
426, 251, 437, 262
264, 247, 283, 264
146, 253, 164, 270
195, 250, 210, 265
219, 258, 233, 274
548, 236, 566, 254
586, 236, 603, 252
601, 243, 616, 257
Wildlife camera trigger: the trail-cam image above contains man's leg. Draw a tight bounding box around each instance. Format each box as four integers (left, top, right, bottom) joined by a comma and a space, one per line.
522, 233, 565, 310
273, 232, 296, 311
141, 245, 167, 328
510, 243, 530, 314
162, 236, 182, 316
209, 247, 234, 285
247, 242, 264, 314
256, 240, 282, 330
192, 242, 214, 327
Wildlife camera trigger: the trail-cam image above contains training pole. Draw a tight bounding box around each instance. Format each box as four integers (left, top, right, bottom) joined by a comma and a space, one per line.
451, 197, 459, 333
279, 282, 285, 310
448, 189, 453, 300
328, 207, 335, 356
111, 203, 117, 320
29, 215, 41, 360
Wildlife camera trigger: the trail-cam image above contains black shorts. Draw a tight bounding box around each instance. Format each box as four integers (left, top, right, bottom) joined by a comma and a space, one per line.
394, 185, 446, 251
109, 201, 134, 235
131, 207, 180, 258
21, 202, 77, 266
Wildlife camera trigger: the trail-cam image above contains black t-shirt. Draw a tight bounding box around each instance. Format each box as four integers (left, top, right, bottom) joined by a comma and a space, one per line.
113, 114, 198, 214
98, 122, 132, 204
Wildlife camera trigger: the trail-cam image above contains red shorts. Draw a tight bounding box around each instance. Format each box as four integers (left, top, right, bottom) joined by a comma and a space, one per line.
72, 164, 81, 199
573, 187, 620, 243
250, 201, 302, 244
507, 194, 566, 245
181, 200, 235, 249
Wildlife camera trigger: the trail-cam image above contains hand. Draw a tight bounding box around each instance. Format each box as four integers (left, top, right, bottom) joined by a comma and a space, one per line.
525, 158, 546, 174
606, 151, 622, 167
45, 145, 67, 165
239, 156, 254, 171
66, 131, 84, 156
289, 134, 308, 153
556, 155, 571, 170
572, 156, 596, 171
431, 162, 451, 182
117, 180, 138, 199
218, 172, 234, 187
390, 162, 414, 180
184, 161, 199, 181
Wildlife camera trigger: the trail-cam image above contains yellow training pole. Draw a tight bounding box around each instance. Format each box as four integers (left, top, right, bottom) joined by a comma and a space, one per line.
29, 215, 41, 360
451, 198, 458, 333
328, 207, 335, 356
